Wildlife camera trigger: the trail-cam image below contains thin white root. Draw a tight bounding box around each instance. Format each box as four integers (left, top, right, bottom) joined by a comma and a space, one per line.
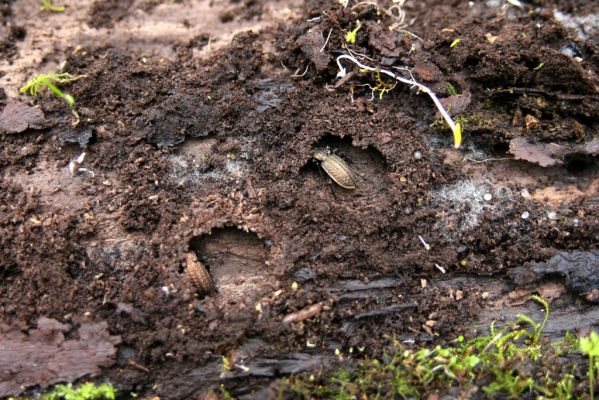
320, 28, 333, 52
352, 0, 408, 30
335, 53, 462, 148
292, 64, 310, 78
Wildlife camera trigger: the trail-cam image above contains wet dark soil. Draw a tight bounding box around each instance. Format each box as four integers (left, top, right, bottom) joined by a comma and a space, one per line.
0, 0, 598, 398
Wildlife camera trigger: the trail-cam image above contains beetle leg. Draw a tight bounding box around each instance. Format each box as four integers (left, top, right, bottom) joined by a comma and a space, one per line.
327, 177, 338, 201
315, 162, 338, 200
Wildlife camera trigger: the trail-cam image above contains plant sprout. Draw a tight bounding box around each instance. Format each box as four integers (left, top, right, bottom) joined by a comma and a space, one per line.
345, 22, 362, 44
335, 53, 462, 148
20, 72, 81, 118
449, 38, 461, 48
42, 382, 116, 400
39, 0, 65, 12
579, 331, 599, 400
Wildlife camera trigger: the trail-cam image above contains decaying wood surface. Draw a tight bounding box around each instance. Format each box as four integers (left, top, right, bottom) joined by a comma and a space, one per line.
0, 317, 121, 397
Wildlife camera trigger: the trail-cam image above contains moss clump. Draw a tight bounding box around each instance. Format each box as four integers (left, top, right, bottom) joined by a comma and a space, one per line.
40, 382, 116, 400
271, 296, 590, 399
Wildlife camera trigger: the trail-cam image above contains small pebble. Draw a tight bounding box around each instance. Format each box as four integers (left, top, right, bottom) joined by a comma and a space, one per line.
483, 193, 492, 201
521, 189, 530, 198
521, 211, 530, 219
547, 211, 557, 220
414, 151, 423, 160
457, 245, 468, 254
294, 267, 316, 282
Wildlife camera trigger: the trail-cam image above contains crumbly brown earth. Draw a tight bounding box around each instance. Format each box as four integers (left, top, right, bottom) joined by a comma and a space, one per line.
0, 0, 598, 398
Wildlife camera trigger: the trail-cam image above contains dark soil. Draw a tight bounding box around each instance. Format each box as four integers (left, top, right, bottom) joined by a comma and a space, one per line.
0, 0, 598, 398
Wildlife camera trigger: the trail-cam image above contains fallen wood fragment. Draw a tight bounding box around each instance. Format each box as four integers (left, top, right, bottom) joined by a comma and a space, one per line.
283, 302, 323, 324
224, 353, 329, 378
0, 317, 121, 397
349, 302, 418, 320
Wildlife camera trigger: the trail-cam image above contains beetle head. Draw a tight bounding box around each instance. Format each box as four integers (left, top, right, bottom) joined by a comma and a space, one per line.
311, 146, 333, 161
311, 149, 328, 161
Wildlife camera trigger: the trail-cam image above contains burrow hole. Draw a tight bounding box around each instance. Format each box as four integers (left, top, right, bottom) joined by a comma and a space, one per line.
302, 134, 390, 197
188, 227, 271, 303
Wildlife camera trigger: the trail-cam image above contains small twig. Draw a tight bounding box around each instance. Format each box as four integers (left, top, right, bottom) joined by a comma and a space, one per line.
333, 71, 355, 89
463, 155, 511, 163
349, 302, 418, 320
283, 303, 324, 324
128, 360, 150, 373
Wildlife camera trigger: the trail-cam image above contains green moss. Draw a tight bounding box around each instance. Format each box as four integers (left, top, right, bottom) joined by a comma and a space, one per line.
579, 331, 599, 400
272, 296, 588, 399
41, 383, 116, 400
39, 0, 65, 12
220, 385, 236, 400
446, 83, 458, 96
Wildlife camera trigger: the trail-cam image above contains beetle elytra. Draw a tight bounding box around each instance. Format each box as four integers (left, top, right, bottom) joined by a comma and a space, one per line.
311, 148, 358, 190
185, 251, 215, 295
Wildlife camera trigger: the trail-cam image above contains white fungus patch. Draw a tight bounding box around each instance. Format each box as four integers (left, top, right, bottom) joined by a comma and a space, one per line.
168, 154, 209, 186
168, 136, 252, 186
553, 10, 599, 41
431, 180, 515, 238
